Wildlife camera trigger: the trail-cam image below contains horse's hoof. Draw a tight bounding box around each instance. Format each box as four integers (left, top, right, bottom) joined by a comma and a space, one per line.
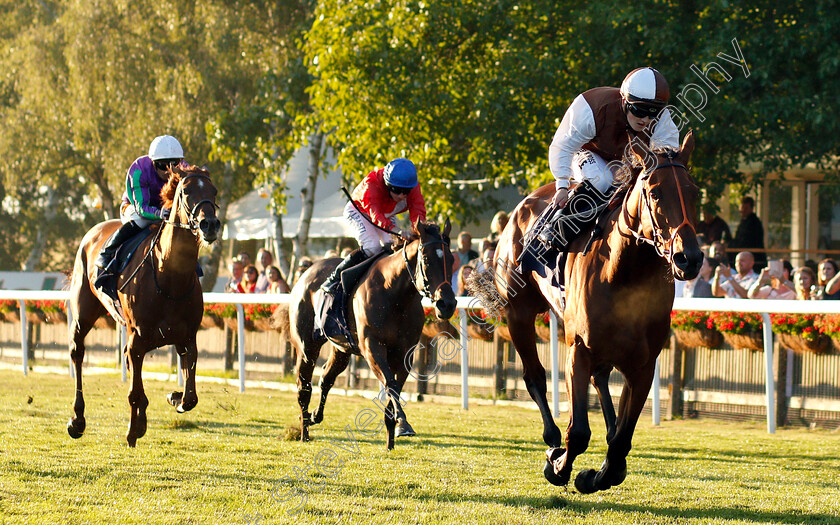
395, 419, 415, 437
126, 434, 137, 448
603, 464, 627, 489
543, 459, 567, 487
574, 468, 599, 494
544, 448, 570, 486
176, 397, 197, 414
311, 408, 323, 425
167, 392, 183, 407
67, 417, 86, 439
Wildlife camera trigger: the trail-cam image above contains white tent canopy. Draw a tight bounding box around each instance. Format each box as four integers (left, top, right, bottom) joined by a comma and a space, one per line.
223, 145, 356, 240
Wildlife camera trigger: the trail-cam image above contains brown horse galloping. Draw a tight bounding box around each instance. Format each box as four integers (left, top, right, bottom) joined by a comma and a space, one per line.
476, 132, 700, 493
67, 165, 220, 447
288, 220, 456, 450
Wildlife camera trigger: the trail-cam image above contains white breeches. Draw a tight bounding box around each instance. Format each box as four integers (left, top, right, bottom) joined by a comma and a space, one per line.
344, 202, 396, 257
570, 150, 627, 194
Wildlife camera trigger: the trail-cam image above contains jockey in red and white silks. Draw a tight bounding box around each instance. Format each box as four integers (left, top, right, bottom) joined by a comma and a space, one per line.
321, 158, 426, 295
346, 163, 426, 257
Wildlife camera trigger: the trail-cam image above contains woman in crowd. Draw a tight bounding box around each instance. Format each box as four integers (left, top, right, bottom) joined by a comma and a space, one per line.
236, 265, 259, 293
793, 266, 818, 300
748, 259, 795, 300
683, 257, 717, 298
816, 258, 840, 300
456, 264, 474, 297
267, 265, 290, 293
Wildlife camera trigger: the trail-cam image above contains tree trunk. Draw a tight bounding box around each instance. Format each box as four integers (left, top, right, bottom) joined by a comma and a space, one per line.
291, 131, 323, 272
90, 164, 116, 220
201, 161, 237, 292
270, 202, 290, 281
23, 185, 57, 271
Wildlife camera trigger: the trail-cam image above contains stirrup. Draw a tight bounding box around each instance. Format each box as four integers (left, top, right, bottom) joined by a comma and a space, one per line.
95, 251, 114, 270
320, 279, 339, 294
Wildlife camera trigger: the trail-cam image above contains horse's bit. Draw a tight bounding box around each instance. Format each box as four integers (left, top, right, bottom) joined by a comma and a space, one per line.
403, 237, 451, 300
629, 161, 695, 263
165, 173, 218, 233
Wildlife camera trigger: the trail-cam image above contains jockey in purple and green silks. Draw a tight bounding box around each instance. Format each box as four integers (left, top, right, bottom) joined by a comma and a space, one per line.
94, 135, 185, 272
121, 156, 171, 224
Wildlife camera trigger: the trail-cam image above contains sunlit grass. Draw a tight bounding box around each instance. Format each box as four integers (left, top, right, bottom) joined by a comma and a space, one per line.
0, 369, 838, 524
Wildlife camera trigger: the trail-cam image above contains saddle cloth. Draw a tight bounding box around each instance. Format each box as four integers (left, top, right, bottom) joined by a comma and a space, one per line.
313, 251, 388, 352
93, 227, 155, 300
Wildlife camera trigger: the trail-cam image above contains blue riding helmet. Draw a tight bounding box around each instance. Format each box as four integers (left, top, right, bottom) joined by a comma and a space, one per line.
383, 158, 418, 190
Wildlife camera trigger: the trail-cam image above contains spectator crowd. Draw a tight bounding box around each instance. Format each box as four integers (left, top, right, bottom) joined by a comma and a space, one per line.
221, 198, 838, 303
681, 197, 840, 302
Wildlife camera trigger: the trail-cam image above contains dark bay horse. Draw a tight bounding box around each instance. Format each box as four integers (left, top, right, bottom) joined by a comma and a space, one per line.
475, 132, 701, 493
288, 220, 456, 450
67, 165, 220, 447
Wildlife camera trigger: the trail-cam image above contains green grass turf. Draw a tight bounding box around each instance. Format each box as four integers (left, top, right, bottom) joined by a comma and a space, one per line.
0, 369, 838, 524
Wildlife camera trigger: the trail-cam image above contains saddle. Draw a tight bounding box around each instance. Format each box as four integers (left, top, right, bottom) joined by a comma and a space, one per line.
518, 183, 627, 288
313, 250, 390, 352
93, 227, 155, 304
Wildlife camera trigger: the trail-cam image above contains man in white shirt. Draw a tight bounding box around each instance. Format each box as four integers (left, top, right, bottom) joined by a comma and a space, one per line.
712, 251, 758, 298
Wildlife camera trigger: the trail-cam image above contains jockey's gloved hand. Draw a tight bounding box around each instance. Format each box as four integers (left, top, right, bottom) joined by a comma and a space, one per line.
552, 188, 569, 208
160, 207, 171, 220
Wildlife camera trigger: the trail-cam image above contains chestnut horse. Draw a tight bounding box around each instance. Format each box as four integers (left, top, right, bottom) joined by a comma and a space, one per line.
67, 165, 220, 447
475, 132, 701, 493
288, 220, 456, 450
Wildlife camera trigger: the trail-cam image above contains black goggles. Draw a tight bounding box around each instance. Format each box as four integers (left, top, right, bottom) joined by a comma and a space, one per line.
387, 184, 413, 195
154, 159, 181, 171
626, 102, 664, 119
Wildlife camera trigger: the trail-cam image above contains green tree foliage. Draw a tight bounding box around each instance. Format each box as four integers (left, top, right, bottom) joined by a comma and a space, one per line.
304, 0, 840, 220
0, 0, 837, 270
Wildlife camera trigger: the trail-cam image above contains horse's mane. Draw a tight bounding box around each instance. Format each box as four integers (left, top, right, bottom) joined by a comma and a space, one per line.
391, 221, 444, 251
160, 164, 211, 209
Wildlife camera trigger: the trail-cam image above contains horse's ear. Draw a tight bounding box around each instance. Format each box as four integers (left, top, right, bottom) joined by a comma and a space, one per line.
442, 218, 451, 238
678, 130, 695, 163
411, 217, 422, 236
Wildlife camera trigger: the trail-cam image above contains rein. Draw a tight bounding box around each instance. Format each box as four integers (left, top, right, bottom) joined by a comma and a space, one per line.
626, 161, 695, 263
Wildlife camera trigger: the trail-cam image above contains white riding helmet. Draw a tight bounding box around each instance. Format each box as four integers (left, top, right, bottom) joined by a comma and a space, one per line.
148, 135, 184, 161
619, 67, 670, 106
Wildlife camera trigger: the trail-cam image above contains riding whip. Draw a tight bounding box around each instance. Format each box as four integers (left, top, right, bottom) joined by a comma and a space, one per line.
341, 186, 404, 237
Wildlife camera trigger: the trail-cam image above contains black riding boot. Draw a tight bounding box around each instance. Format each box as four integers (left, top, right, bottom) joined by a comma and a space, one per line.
540, 181, 611, 251
95, 221, 142, 270
321, 248, 368, 294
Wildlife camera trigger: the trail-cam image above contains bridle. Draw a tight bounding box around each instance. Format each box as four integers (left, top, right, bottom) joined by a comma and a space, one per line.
164, 173, 218, 233
628, 161, 696, 263
402, 235, 451, 300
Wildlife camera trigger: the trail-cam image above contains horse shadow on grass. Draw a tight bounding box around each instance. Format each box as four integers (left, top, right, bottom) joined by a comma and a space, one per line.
406, 431, 540, 454
316, 481, 834, 524
320, 480, 569, 512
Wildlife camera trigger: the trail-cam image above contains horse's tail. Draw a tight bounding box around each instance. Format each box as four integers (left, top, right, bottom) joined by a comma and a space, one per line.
270, 303, 291, 337
466, 268, 507, 319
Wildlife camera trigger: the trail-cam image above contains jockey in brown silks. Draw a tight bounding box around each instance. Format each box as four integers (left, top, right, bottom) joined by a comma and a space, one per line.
538, 67, 682, 252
